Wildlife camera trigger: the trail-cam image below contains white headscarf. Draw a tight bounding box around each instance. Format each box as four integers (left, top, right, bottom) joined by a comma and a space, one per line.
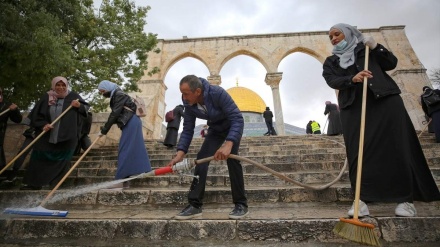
330, 23, 365, 69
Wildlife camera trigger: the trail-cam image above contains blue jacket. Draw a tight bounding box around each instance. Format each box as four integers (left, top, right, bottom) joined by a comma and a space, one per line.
177, 78, 244, 153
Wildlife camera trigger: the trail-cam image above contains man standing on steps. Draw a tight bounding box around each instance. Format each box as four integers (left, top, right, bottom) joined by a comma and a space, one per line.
263, 106, 274, 136
167, 75, 248, 220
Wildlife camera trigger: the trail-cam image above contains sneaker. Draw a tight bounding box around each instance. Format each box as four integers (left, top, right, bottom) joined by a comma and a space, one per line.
395, 202, 417, 217
347, 200, 370, 217
175, 205, 202, 220
229, 204, 249, 219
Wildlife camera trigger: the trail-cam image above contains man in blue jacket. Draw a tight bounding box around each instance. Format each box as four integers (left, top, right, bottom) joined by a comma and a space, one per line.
167, 75, 248, 220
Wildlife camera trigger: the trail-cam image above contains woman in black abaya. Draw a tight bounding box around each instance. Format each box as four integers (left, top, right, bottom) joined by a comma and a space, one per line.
322, 23, 440, 217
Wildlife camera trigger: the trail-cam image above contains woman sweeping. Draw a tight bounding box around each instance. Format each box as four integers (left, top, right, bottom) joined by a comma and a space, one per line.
322, 23, 440, 217
98, 80, 151, 189
21, 76, 88, 190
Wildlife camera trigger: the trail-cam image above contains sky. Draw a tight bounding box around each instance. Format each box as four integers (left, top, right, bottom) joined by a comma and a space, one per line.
107, 0, 440, 131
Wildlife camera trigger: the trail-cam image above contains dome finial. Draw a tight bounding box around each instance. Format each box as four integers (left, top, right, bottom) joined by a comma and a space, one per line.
236, 77, 239, 87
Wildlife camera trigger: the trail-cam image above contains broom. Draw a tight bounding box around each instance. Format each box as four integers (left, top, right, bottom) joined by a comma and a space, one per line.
3, 135, 102, 217
332, 45, 381, 246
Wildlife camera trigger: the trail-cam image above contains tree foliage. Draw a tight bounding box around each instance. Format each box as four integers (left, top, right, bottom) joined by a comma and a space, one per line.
0, 0, 159, 111
430, 68, 440, 88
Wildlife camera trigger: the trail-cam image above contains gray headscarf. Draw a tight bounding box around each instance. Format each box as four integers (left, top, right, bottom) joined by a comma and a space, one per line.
98, 80, 119, 98
330, 23, 365, 69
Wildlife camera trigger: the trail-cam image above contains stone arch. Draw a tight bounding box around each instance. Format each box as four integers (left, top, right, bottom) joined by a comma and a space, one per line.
138, 26, 431, 138
217, 50, 271, 75
279, 47, 327, 66
163, 52, 210, 78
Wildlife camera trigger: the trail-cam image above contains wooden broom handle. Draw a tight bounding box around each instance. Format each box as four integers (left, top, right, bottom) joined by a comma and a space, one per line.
0, 108, 10, 117
353, 45, 370, 219
40, 135, 102, 207
0, 104, 76, 176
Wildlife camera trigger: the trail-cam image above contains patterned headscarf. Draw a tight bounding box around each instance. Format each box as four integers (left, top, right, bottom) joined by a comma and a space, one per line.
330, 23, 365, 69
98, 80, 119, 97
47, 76, 69, 106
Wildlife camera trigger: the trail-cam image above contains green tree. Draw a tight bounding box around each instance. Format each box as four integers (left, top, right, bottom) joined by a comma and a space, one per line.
0, 0, 159, 111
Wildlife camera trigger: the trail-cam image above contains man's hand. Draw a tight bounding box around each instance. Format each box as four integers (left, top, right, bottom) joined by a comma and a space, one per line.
214, 141, 233, 160
167, 150, 185, 167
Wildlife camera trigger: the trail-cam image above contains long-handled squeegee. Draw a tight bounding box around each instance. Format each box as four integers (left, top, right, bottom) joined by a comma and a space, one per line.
3, 159, 195, 217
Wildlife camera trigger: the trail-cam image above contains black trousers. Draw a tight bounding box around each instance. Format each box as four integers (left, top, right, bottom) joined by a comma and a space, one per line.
265, 121, 273, 134
188, 131, 247, 208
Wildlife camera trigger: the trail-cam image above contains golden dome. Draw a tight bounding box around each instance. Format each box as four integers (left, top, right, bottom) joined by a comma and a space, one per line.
226, 86, 266, 113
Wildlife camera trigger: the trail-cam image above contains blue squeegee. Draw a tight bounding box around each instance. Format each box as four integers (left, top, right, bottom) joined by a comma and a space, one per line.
2, 135, 102, 217
3, 206, 68, 217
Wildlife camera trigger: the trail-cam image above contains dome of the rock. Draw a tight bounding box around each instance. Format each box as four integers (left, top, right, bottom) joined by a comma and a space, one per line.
226, 86, 266, 114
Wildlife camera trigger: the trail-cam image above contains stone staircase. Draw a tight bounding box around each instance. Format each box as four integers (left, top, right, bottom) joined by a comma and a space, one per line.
0, 134, 439, 246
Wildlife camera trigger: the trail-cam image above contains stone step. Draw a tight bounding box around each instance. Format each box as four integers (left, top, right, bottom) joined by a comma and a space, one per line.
2, 183, 440, 207
84, 139, 440, 151
3, 167, 439, 193
68, 155, 440, 169
68, 159, 347, 171
1, 201, 439, 246
1, 134, 439, 246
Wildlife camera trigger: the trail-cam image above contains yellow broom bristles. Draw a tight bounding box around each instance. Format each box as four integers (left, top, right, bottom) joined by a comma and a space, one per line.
333, 218, 381, 246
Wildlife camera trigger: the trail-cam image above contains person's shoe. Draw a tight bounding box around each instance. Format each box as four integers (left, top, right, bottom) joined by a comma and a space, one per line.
347, 200, 370, 217
175, 205, 202, 220
395, 202, 417, 217
229, 204, 249, 219
20, 185, 42, 190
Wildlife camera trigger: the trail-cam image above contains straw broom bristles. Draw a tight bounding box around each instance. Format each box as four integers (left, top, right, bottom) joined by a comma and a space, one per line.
333, 217, 381, 246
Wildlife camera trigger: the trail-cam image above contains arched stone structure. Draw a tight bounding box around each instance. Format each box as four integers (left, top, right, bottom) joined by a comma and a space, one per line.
139, 26, 431, 138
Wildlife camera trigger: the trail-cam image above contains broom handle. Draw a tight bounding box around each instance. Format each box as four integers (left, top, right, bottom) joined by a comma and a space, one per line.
418, 118, 432, 138
353, 45, 370, 220
0, 108, 11, 117
0, 104, 75, 176
40, 135, 102, 207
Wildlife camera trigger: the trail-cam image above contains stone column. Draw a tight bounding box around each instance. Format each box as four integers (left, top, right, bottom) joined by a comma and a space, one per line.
207, 75, 222, 86
137, 79, 167, 139
265, 72, 285, 135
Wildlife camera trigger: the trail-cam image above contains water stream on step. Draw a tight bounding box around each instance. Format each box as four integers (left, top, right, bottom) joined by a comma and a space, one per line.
2, 172, 199, 210
48, 176, 137, 204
